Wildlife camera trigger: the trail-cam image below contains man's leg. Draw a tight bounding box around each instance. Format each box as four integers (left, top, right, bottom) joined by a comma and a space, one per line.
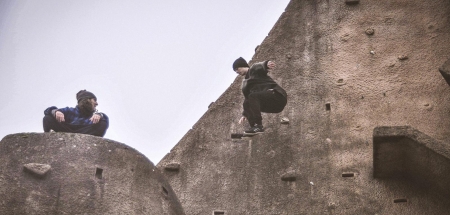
244, 91, 268, 126
259, 90, 287, 113
243, 99, 256, 127
245, 90, 287, 126
43, 115, 52, 132
73, 120, 109, 137
43, 115, 75, 133
92, 120, 108, 137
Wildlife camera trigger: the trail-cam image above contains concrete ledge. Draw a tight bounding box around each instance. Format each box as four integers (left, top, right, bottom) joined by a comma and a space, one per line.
439, 58, 450, 86
373, 126, 450, 196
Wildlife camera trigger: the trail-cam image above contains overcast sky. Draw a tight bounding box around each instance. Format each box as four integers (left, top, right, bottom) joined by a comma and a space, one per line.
0, 0, 290, 163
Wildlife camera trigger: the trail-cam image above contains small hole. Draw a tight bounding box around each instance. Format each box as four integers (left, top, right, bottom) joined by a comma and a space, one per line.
394, 199, 407, 203
337, 79, 344, 83
214, 211, 225, 215
342, 173, 355, 177
95, 168, 103, 179
162, 186, 169, 196
326, 103, 331, 111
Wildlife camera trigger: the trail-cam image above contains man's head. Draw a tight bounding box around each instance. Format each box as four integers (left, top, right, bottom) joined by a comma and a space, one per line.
76, 90, 98, 114
233, 57, 249, 76
77, 90, 97, 102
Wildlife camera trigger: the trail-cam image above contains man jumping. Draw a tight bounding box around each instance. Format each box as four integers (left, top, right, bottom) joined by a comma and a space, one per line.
232, 57, 287, 136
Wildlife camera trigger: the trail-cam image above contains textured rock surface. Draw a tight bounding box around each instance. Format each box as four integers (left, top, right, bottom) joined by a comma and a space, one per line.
158, 0, 450, 214
0, 133, 185, 215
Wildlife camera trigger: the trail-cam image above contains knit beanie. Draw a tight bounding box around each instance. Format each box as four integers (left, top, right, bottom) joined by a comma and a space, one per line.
232, 57, 249, 71
76, 90, 97, 102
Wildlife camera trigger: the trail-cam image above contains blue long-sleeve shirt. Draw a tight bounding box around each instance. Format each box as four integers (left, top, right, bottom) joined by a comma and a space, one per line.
44, 106, 109, 126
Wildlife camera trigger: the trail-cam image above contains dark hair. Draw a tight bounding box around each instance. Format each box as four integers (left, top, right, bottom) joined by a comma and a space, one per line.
232, 57, 249, 71
76, 90, 96, 102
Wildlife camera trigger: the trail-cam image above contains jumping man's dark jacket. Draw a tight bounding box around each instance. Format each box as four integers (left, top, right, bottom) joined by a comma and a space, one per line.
241, 61, 287, 98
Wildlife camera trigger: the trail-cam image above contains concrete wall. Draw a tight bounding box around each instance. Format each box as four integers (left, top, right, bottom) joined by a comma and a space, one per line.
0, 133, 185, 215
373, 126, 450, 196
158, 0, 450, 214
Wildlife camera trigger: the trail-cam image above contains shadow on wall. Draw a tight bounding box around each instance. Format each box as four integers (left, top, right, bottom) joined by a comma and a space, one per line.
373, 126, 450, 197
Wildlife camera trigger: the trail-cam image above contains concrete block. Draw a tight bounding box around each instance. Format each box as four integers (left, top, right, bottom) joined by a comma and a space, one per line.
280, 117, 290, 124
345, 0, 360, 5
439, 58, 450, 86
231, 133, 244, 139
281, 172, 297, 181
164, 162, 181, 171
373, 126, 450, 196
23, 163, 51, 177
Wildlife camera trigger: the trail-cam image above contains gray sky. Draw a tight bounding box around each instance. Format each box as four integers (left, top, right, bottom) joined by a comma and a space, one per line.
0, 0, 290, 163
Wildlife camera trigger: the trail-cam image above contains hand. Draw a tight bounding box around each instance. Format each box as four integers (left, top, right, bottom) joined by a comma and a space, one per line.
55, 111, 65, 122
267, 61, 276, 70
90, 114, 101, 124
238, 116, 246, 124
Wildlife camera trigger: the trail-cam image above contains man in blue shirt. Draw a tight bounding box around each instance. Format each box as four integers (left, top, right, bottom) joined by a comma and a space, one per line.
43, 90, 109, 137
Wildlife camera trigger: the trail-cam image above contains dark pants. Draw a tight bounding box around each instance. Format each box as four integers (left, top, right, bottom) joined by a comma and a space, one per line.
43, 115, 108, 137
243, 90, 287, 127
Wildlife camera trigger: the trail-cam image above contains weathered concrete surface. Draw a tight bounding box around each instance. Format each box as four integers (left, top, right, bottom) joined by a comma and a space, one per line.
373, 126, 450, 196
158, 0, 450, 214
0, 133, 185, 215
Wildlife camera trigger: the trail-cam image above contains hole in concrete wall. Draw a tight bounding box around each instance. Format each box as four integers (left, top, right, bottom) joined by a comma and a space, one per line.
342, 173, 355, 177
214, 211, 225, 215
95, 168, 103, 179
162, 186, 169, 196
336, 78, 346, 86
326, 103, 331, 111
394, 199, 407, 203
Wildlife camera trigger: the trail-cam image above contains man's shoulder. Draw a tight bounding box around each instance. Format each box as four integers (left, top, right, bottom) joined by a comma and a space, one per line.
58, 106, 79, 115
249, 61, 269, 75
250, 61, 266, 70
59, 106, 77, 111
